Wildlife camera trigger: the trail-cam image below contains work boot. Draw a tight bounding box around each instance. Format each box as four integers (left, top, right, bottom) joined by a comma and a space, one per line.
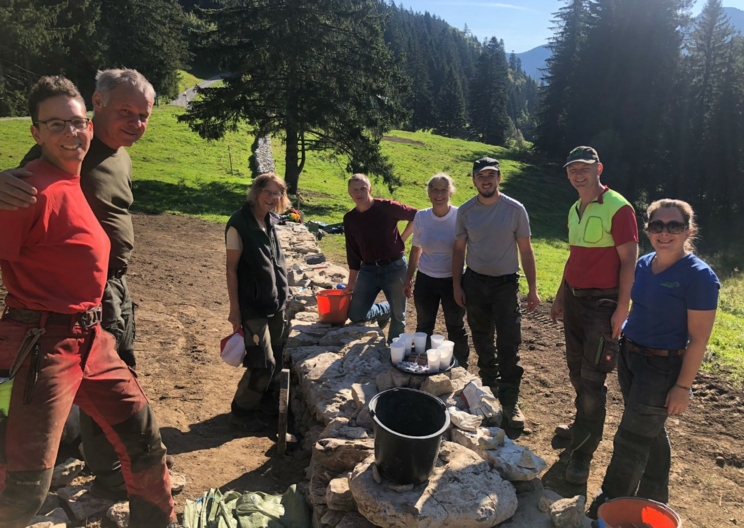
554, 422, 574, 439
377, 314, 391, 332
565, 454, 592, 485
165, 454, 175, 469
89, 479, 128, 501
502, 403, 526, 429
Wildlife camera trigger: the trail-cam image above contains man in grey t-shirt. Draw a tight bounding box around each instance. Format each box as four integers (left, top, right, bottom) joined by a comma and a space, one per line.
452, 157, 540, 429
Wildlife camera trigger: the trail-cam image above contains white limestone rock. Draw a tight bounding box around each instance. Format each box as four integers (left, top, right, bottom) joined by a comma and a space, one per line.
351, 382, 377, 409
539, 489, 565, 512
484, 437, 547, 481
549, 495, 593, 528
336, 511, 378, 528
107, 501, 130, 528
420, 374, 454, 396
312, 437, 374, 473
504, 488, 564, 527
326, 477, 356, 511
451, 426, 506, 452
170, 470, 187, 494
349, 442, 518, 528
51, 457, 86, 488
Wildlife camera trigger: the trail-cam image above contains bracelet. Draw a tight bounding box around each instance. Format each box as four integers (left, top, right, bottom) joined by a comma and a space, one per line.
675, 383, 691, 391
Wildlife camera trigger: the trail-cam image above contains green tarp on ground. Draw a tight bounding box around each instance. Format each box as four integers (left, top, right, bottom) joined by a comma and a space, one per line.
183, 485, 311, 528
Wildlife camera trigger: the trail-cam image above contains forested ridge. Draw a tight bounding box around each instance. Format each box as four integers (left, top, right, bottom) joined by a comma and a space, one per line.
1, 0, 743, 237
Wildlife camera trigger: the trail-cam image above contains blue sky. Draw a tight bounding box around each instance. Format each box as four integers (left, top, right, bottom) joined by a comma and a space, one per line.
393, 0, 744, 53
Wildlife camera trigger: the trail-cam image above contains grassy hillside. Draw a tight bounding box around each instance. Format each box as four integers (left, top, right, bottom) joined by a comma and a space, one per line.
0, 104, 741, 382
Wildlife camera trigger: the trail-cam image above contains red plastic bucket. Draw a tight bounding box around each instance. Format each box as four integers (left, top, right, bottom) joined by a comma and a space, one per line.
316, 289, 351, 324
598, 497, 681, 528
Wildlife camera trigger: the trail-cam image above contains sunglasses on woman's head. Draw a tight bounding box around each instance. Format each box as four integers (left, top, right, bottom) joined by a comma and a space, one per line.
645, 220, 687, 234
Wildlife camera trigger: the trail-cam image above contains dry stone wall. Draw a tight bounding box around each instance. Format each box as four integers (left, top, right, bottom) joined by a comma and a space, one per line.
277, 224, 594, 528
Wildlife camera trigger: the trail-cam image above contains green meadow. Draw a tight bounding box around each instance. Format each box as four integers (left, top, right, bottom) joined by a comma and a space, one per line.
0, 103, 741, 382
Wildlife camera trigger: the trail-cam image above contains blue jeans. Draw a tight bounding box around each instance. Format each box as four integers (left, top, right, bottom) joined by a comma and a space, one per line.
413, 271, 468, 366
461, 268, 522, 405
348, 257, 407, 341
601, 339, 683, 503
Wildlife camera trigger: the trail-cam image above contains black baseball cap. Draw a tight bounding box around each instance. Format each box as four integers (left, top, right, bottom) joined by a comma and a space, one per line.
564, 146, 600, 167
472, 157, 500, 176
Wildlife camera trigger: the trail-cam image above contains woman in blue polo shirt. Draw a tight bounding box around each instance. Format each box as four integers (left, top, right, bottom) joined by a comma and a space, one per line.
591, 199, 719, 512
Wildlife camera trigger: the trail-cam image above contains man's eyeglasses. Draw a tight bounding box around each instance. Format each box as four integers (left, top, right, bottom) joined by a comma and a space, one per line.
645, 220, 687, 234
34, 118, 90, 133
261, 189, 283, 199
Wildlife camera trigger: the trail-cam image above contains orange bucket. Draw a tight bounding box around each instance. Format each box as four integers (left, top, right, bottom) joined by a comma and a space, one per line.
598, 497, 681, 528
316, 289, 351, 324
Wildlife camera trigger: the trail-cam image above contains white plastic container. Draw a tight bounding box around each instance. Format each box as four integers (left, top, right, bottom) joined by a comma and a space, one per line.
430, 334, 445, 349
390, 342, 406, 363
414, 332, 428, 354
426, 348, 441, 373
399, 333, 414, 355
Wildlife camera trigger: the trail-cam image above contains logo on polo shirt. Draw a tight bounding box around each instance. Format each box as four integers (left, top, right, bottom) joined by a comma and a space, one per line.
660, 281, 680, 288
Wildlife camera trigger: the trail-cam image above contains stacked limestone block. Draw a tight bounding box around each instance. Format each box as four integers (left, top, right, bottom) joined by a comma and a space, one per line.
276, 224, 591, 528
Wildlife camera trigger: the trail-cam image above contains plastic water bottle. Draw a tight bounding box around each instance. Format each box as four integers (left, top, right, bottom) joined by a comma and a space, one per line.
336, 283, 346, 290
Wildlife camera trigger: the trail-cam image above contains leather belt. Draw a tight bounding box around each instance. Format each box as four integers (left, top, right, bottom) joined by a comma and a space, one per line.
466, 269, 518, 282
108, 265, 128, 279
4, 306, 102, 329
568, 285, 619, 297
363, 255, 403, 267
625, 337, 685, 357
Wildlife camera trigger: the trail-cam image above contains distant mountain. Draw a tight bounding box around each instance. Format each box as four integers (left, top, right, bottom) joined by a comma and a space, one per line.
515, 45, 550, 82
515, 7, 744, 83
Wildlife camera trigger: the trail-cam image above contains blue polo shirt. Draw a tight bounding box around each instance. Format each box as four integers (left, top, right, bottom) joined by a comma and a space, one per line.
623, 253, 719, 350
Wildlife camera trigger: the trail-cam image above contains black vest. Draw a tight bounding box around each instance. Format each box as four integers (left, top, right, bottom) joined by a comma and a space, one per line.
226, 203, 288, 318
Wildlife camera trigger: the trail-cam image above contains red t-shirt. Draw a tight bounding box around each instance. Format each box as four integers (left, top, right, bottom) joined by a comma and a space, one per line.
0, 159, 110, 313
344, 198, 417, 270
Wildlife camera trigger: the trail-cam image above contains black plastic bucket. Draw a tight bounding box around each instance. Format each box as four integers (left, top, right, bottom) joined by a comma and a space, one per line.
368, 387, 450, 485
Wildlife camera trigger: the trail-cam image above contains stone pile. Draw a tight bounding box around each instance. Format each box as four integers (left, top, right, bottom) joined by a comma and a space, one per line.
277, 224, 594, 528
251, 135, 276, 176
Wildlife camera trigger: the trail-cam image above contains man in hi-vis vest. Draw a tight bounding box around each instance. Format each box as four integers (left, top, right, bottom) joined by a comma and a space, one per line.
550, 146, 638, 485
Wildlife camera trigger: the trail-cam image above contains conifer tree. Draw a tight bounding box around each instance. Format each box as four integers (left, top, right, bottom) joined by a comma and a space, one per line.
434, 66, 467, 138
469, 37, 510, 145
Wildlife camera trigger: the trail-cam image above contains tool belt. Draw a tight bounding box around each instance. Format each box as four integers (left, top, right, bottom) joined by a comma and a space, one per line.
108, 265, 128, 279
624, 337, 685, 357
5, 306, 102, 330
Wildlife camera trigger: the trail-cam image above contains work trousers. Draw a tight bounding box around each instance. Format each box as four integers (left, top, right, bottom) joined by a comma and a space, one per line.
563, 283, 619, 457
347, 258, 407, 342
80, 274, 137, 494
0, 317, 174, 528
232, 311, 285, 415
461, 269, 522, 406
413, 271, 468, 366
601, 339, 683, 503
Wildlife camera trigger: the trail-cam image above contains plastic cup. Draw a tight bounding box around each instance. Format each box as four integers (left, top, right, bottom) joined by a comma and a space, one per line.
430, 334, 445, 349
440, 340, 455, 352
439, 347, 453, 369
399, 333, 414, 355
390, 342, 406, 363
392, 337, 400, 343
426, 349, 441, 373
414, 332, 428, 354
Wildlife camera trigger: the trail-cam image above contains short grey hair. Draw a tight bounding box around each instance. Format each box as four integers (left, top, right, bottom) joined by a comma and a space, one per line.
95, 69, 155, 105
427, 172, 456, 194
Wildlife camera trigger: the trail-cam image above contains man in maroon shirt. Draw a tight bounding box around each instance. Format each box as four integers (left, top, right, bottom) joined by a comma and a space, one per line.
344, 174, 417, 341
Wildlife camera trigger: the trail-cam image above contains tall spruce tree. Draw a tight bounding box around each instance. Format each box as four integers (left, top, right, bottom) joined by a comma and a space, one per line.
434, 66, 467, 137
563, 0, 690, 196
469, 37, 510, 145
182, 0, 408, 194
533, 0, 589, 156
100, 0, 189, 100
680, 0, 736, 207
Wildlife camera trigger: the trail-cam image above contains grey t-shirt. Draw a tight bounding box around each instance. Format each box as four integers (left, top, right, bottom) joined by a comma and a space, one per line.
455, 193, 531, 276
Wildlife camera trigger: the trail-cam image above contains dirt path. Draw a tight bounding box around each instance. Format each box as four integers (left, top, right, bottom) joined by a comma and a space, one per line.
3, 212, 742, 527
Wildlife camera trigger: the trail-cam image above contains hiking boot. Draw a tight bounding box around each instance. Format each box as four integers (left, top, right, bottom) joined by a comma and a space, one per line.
565, 454, 592, 485
502, 403, 526, 429
377, 314, 391, 332
165, 454, 175, 469
554, 422, 574, 439
229, 412, 268, 432
89, 479, 128, 502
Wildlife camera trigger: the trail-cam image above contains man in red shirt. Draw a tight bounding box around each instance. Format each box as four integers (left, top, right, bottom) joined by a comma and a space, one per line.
0, 77, 178, 528
344, 174, 417, 341
550, 146, 638, 485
